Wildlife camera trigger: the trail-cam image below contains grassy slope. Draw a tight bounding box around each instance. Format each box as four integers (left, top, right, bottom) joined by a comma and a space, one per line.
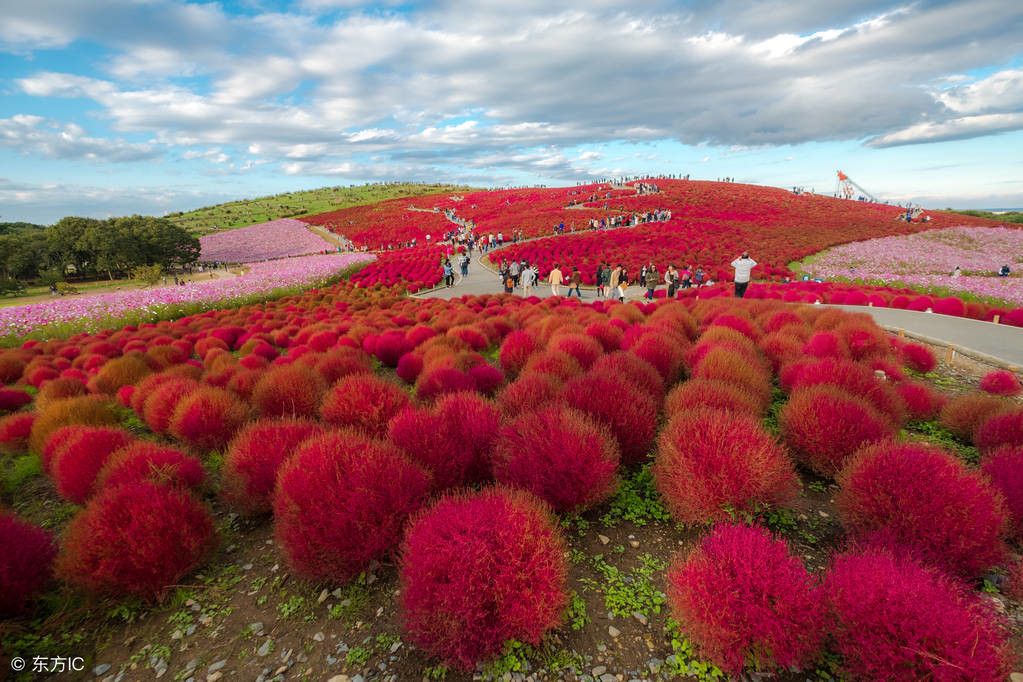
169, 183, 478, 236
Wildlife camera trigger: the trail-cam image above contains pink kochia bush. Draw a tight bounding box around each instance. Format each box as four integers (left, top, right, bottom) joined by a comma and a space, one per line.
824, 549, 1012, 681
561, 371, 656, 467
95, 442, 206, 494
0, 512, 57, 617
320, 374, 411, 439
979, 369, 1022, 397
56, 482, 216, 602
981, 446, 1023, 542
491, 406, 620, 513
836, 442, 1008, 577
780, 385, 892, 477
666, 524, 823, 675
399, 487, 568, 670
49, 426, 135, 504
974, 408, 1023, 454
273, 431, 432, 583
168, 387, 249, 452
653, 408, 799, 524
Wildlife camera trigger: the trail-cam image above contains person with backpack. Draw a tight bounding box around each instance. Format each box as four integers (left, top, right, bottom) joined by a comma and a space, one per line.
595, 264, 606, 297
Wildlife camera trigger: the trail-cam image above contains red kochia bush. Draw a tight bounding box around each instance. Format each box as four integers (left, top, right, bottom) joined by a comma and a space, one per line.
50, 427, 135, 504
168, 387, 249, 452
496, 372, 563, 418
434, 391, 501, 479
320, 374, 411, 438
780, 385, 892, 477
666, 524, 823, 675
0, 387, 32, 413
498, 330, 538, 379
96, 442, 206, 494
895, 380, 947, 421
87, 354, 151, 395
562, 372, 656, 467
824, 549, 1011, 681
836, 442, 1007, 577
250, 364, 326, 418
0, 354, 27, 383
590, 351, 665, 402
0, 412, 35, 454
981, 446, 1023, 542
939, 392, 1009, 441
975, 408, 1023, 453
56, 482, 216, 602
491, 407, 619, 513
0, 512, 57, 617
29, 396, 118, 455
141, 378, 201, 434
979, 369, 1022, 397
665, 378, 763, 417
901, 342, 937, 373
273, 431, 432, 583
399, 487, 568, 670
221, 418, 325, 515
654, 408, 799, 524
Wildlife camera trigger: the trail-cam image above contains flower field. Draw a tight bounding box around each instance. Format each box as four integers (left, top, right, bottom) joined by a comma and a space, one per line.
2, 271, 1023, 680
0, 253, 374, 343
198, 218, 337, 263
349, 245, 450, 292
803, 226, 1023, 306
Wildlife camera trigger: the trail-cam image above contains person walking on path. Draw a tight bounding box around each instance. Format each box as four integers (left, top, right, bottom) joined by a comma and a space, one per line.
443, 259, 454, 288
595, 264, 606, 298
549, 263, 564, 297
510, 260, 520, 286
731, 252, 756, 298
568, 267, 583, 297
521, 263, 536, 297
644, 265, 659, 300
665, 265, 679, 298
460, 252, 470, 277
608, 265, 622, 299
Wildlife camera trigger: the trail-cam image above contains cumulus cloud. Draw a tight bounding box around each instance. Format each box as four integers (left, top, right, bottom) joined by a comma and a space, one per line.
0, 115, 161, 162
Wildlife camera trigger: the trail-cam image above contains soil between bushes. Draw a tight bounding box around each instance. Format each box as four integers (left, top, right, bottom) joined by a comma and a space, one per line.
2, 339, 1023, 682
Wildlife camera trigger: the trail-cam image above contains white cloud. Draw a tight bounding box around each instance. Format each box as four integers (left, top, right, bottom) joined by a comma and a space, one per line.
0, 115, 161, 162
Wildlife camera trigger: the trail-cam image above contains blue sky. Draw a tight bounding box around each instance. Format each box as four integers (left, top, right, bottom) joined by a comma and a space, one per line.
2, 0, 1022, 224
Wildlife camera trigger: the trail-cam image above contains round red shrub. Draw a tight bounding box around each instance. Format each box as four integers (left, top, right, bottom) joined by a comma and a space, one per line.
221, 417, 325, 515
320, 374, 411, 438
836, 442, 1008, 577
57, 482, 215, 602
901, 342, 937, 373
96, 442, 206, 494
549, 333, 603, 369
374, 331, 412, 367
666, 524, 822, 674
585, 321, 624, 352
780, 385, 892, 477
784, 357, 905, 427
824, 548, 1011, 681
498, 330, 538, 380
521, 350, 583, 383
654, 408, 799, 523
273, 431, 432, 583
0, 387, 32, 413
50, 426, 135, 504
313, 347, 373, 384
802, 331, 848, 360
395, 351, 423, 384
141, 378, 201, 434
895, 380, 947, 421
0, 412, 35, 454
665, 378, 762, 417
692, 346, 772, 410
434, 391, 501, 479
979, 369, 1022, 397
0, 512, 57, 617
939, 392, 1009, 441
562, 372, 656, 467
590, 352, 665, 402
496, 372, 563, 418
29, 396, 118, 454
87, 354, 152, 395
399, 487, 567, 670
250, 364, 326, 418
168, 386, 250, 452
491, 406, 619, 513
467, 363, 504, 396
0, 354, 27, 383
415, 366, 476, 402
975, 408, 1023, 453
981, 446, 1023, 543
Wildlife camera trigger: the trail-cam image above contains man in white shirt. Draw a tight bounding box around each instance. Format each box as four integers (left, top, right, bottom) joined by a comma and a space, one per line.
548, 264, 564, 297
730, 252, 757, 298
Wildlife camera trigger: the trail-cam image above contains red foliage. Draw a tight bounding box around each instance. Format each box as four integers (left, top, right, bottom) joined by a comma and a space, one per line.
691, 346, 771, 410
374, 331, 412, 367
141, 378, 201, 434
320, 374, 411, 438
629, 333, 686, 384
467, 363, 504, 396
521, 350, 584, 382
273, 431, 432, 583
434, 391, 501, 478
0, 512, 56, 617
250, 364, 326, 418
87, 354, 152, 395
979, 370, 1023, 397
549, 333, 603, 369
0, 412, 35, 454
783, 357, 905, 427
654, 408, 799, 523
939, 392, 1010, 441
496, 372, 563, 418
399, 487, 568, 670
895, 380, 947, 421
56, 482, 215, 602
491, 406, 620, 513
665, 378, 762, 417
666, 524, 823, 675
96, 442, 206, 494
29, 396, 118, 454
590, 351, 665, 402
168, 386, 250, 452
415, 366, 477, 402
802, 331, 848, 360
836, 442, 1008, 577
780, 385, 892, 477
562, 372, 657, 467
50, 427, 135, 504
975, 408, 1023, 453
981, 446, 1023, 543
901, 342, 937, 373
0, 354, 27, 383
395, 352, 423, 384
824, 548, 1012, 681
0, 388, 32, 418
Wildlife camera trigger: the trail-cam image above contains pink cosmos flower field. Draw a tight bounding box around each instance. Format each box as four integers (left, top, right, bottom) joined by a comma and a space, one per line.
806, 226, 1023, 305
198, 219, 336, 263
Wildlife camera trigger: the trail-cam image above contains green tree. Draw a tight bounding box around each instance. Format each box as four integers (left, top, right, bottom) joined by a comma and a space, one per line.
126, 216, 200, 267
46, 216, 100, 276
131, 264, 163, 286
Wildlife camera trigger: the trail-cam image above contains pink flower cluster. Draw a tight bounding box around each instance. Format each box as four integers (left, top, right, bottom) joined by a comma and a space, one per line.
198, 219, 337, 263
807, 227, 1023, 305
0, 253, 375, 339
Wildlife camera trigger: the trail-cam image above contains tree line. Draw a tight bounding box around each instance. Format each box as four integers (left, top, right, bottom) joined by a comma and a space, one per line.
0, 216, 200, 293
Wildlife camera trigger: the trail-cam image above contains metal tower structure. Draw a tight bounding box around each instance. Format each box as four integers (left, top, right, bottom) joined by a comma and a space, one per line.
836, 171, 878, 203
